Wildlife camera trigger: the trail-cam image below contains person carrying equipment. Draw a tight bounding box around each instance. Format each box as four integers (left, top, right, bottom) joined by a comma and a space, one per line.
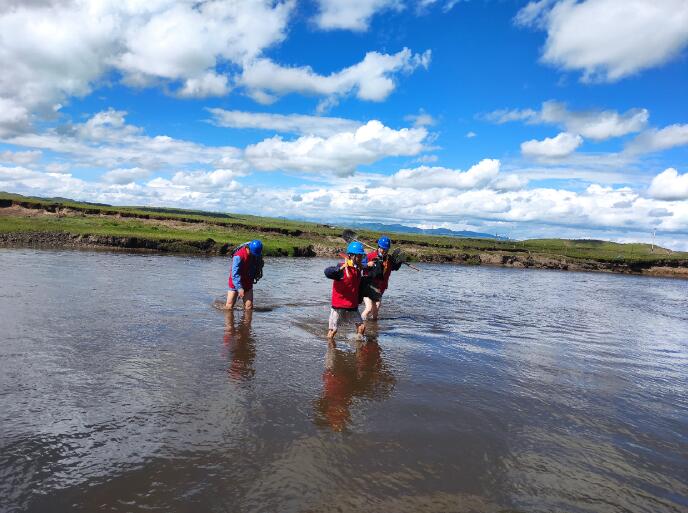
361, 236, 403, 320
226, 239, 263, 311
324, 241, 372, 342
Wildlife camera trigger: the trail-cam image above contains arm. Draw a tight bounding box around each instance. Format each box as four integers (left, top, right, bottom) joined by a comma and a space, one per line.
324, 265, 344, 280
232, 255, 243, 290
368, 258, 384, 278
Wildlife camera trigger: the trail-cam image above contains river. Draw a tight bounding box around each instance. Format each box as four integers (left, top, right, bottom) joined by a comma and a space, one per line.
1, 248, 686, 513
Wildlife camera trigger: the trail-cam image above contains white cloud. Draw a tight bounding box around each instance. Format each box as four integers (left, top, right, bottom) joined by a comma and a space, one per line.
207, 109, 361, 136
539, 101, 648, 140
648, 168, 688, 201
244, 120, 428, 175
466, 131, 476, 138
0, 0, 294, 126
626, 124, 688, 155
117, 1, 293, 82
0, 149, 42, 165
388, 159, 502, 190
102, 167, 151, 184
5, 109, 244, 172
314, 0, 402, 31
521, 132, 583, 159
175, 72, 231, 98
484, 101, 648, 140
239, 48, 431, 104
404, 109, 436, 127
0, 97, 31, 137
516, 0, 688, 82
169, 168, 244, 190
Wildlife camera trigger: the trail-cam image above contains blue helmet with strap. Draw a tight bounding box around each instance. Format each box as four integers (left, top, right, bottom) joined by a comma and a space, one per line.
377, 236, 391, 250
346, 241, 365, 255
248, 239, 263, 256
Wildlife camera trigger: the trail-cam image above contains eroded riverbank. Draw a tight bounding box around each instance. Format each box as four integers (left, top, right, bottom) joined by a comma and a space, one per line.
2, 230, 688, 278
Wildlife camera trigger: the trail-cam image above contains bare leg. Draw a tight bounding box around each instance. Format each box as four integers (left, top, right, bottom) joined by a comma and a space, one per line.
356, 322, 365, 336
225, 290, 239, 309
361, 297, 374, 320
327, 329, 337, 340
372, 299, 382, 320
243, 289, 254, 311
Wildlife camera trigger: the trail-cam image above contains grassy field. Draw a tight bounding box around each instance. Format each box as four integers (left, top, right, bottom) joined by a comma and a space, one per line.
1, 191, 687, 267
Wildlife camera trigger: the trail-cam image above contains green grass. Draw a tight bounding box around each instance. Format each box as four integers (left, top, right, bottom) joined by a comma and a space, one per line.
2, 191, 687, 265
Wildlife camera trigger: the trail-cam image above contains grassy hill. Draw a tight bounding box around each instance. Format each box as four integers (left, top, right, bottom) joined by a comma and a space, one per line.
1, 192, 687, 277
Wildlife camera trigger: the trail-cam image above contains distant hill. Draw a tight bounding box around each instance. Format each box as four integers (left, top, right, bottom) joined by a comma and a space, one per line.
350, 222, 509, 240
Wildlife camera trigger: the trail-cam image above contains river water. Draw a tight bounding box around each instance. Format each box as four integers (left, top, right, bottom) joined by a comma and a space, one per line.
1, 248, 687, 513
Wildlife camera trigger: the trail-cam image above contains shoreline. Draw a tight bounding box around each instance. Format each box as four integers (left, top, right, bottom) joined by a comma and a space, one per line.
3, 231, 687, 279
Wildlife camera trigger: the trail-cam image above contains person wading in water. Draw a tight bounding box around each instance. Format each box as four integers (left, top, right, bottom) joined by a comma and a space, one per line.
361, 236, 403, 321
324, 241, 378, 343
226, 239, 264, 311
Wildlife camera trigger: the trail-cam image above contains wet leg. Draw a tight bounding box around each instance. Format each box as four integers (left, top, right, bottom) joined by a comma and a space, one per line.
243, 289, 254, 310
225, 290, 239, 309
362, 297, 374, 320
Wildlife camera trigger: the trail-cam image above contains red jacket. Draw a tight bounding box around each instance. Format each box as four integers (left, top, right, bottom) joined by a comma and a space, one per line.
228, 245, 255, 292
326, 263, 362, 309
366, 250, 393, 294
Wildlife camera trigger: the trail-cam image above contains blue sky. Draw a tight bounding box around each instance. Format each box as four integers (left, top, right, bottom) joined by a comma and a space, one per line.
1, 0, 687, 248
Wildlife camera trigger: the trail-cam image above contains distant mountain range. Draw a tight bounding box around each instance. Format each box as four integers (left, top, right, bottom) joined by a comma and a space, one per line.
349, 222, 509, 240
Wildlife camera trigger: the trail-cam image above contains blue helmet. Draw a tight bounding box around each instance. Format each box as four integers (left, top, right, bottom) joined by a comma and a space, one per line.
346, 241, 365, 255
248, 239, 263, 256
377, 236, 391, 250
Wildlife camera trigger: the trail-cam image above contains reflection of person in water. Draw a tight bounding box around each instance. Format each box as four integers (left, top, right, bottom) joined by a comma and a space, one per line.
223, 309, 256, 382
314, 337, 396, 432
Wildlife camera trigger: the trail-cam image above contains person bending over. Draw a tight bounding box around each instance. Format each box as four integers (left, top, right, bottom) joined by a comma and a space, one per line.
226, 239, 263, 311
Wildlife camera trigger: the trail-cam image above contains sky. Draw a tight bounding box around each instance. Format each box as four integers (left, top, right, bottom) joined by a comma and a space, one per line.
0, 0, 687, 248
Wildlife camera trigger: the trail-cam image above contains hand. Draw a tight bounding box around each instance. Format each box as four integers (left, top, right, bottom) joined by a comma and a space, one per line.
238, 288, 245, 298
367, 261, 376, 267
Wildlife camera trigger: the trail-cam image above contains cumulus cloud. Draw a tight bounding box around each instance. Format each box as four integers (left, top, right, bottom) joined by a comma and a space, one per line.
313, 0, 462, 31
313, 0, 402, 31
5, 109, 245, 172
388, 159, 502, 190
101, 167, 151, 184
625, 124, 688, 155
515, 0, 688, 82
239, 48, 431, 104
648, 168, 688, 201
0, 149, 42, 165
0, 0, 293, 124
483, 101, 648, 140
244, 120, 428, 175
175, 72, 231, 98
539, 101, 648, 140
521, 132, 583, 159
207, 109, 361, 136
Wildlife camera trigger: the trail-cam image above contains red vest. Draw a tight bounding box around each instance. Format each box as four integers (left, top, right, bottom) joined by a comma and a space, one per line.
367, 250, 392, 294
331, 264, 361, 309
228, 245, 254, 291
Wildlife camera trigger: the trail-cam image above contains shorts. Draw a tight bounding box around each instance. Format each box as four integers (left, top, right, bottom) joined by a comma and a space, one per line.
328, 307, 363, 331
360, 281, 382, 302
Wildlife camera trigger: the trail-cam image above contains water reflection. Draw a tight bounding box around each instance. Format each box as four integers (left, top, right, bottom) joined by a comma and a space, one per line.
314, 337, 396, 432
223, 309, 256, 382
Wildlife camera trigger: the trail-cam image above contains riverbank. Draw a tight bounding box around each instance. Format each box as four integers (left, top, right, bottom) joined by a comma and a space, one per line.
2, 192, 687, 278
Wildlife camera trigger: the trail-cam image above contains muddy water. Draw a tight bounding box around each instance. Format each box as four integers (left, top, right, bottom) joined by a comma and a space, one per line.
1, 248, 687, 513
